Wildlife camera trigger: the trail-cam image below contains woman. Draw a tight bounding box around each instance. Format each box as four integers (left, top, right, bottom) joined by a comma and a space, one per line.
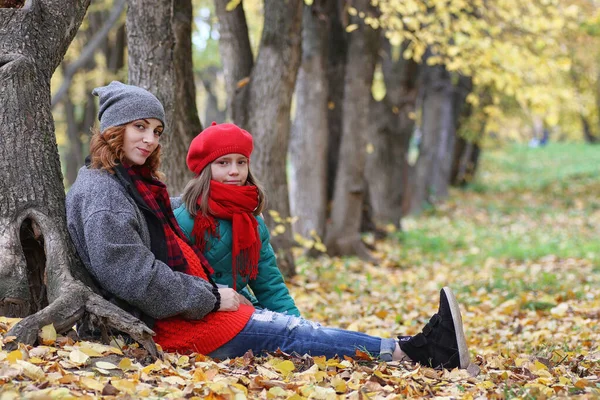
66, 81, 472, 370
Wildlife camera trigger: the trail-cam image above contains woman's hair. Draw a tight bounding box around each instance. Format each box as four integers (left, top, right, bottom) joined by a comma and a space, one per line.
88, 125, 164, 180
182, 163, 266, 217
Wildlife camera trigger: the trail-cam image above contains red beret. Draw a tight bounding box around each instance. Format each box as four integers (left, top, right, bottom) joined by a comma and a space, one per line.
186, 122, 254, 175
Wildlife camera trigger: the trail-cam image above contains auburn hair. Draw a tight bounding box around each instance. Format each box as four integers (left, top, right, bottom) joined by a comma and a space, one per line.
182, 165, 266, 218
88, 125, 164, 180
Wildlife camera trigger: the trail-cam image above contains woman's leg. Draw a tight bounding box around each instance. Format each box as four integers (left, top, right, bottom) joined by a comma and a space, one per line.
209, 310, 397, 361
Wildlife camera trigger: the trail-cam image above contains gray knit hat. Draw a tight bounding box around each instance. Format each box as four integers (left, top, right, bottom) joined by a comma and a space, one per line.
92, 81, 166, 133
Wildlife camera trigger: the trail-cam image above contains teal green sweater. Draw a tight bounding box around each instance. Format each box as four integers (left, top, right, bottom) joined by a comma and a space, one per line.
174, 205, 300, 316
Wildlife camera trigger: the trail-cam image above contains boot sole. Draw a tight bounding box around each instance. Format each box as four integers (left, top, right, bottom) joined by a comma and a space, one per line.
442, 286, 470, 369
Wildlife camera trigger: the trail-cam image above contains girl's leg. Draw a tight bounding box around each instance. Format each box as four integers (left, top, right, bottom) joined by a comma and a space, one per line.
209, 310, 397, 361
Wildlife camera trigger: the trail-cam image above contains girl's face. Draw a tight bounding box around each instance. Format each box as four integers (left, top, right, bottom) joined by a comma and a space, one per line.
122, 119, 163, 166
210, 153, 249, 186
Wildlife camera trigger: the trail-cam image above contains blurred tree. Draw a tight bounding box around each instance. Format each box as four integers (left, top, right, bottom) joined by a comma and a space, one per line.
215, 0, 303, 277
127, 0, 203, 194
0, 0, 156, 355
55, 0, 127, 187
325, 0, 379, 258
290, 1, 329, 250
366, 38, 419, 228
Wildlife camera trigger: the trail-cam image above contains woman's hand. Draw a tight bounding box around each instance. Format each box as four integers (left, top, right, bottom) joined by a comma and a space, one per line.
217, 288, 240, 311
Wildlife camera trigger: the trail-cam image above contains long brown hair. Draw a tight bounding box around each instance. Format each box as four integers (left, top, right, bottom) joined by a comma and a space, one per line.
182, 164, 266, 217
88, 125, 164, 180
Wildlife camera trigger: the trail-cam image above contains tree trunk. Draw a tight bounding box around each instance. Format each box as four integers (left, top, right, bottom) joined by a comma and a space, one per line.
215, 0, 303, 277
407, 64, 456, 215
581, 115, 598, 144
365, 38, 418, 228
200, 67, 226, 124
214, 0, 253, 124
172, 0, 203, 190
325, 0, 379, 258
289, 2, 328, 245
127, 0, 200, 194
325, 0, 347, 204
0, 0, 156, 356
243, 0, 303, 277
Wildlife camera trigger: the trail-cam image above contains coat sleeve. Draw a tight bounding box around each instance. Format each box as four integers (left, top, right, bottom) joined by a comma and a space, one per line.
247, 218, 300, 316
83, 209, 218, 320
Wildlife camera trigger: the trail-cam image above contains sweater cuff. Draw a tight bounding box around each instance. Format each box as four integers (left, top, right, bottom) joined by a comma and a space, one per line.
211, 286, 221, 313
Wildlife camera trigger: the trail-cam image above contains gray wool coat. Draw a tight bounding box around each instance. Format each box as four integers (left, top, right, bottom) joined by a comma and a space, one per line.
66, 166, 219, 323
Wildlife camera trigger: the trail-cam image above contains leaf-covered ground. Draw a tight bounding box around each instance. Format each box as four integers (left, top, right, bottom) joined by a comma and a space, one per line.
1, 143, 599, 399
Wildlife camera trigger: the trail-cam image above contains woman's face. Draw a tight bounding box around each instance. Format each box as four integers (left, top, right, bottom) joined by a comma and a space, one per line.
122, 118, 163, 166
210, 153, 249, 186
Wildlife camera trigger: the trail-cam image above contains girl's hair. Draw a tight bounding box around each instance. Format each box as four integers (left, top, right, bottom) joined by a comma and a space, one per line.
182, 164, 266, 217
88, 125, 164, 180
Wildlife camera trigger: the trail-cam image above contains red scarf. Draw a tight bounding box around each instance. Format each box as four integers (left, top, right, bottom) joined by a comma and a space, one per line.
192, 181, 260, 290
125, 164, 213, 275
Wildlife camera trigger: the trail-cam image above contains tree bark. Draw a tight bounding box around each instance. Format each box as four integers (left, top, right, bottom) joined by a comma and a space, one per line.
0, 0, 156, 356
365, 38, 418, 228
172, 0, 204, 188
289, 2, 329, 244
581, 115, 598, 143
215, 0, 303, 277
407, 64, 457, 215
324, 0, 379, 258
325, 0, 347, 204
200, 67, 226, 124
243, 0, 303, 277
214, 0, 253, 124
127, 0, 198, 194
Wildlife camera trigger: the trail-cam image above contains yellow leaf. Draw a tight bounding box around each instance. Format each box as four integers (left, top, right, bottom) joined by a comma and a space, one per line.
111, 379, 137, 394
69, 349, 89, 365
327, 101, 335, 110
331, 377, 347, 393
274, 359, 295, 375
17, 360, 45, 380
532, 360, 548, 371
274, 224, 286, 234
39, 324, 57, 345
192, 368, 208, 382
304, 0, 313, 4
95, 361, 118, 370
366, 143, 374, 154
78, 347, 103, 357
119, 357, 134, 371
314, 242, 327, 253
348, 7, 357, 16
346, 24, 359, 33
80, 376, 105, 392
236, 76, 250, 89
163, 376, 186, 386
225, 0, 241, 12
7, 350, 23, 363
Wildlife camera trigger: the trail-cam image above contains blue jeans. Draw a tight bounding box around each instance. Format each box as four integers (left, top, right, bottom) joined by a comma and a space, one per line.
209, 309, 397, 361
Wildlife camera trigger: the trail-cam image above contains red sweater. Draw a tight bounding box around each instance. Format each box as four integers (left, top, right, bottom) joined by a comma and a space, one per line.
153, 235, 254, 354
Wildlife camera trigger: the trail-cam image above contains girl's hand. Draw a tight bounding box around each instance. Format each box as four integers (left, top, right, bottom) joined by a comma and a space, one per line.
237, 293, 254, 307
217, 288, 240, 311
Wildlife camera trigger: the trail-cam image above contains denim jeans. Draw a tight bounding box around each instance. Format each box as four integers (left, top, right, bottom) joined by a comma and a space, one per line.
209, 309, 397, 361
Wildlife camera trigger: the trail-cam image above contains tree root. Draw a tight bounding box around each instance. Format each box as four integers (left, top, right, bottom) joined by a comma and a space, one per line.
5, 283, 159, 359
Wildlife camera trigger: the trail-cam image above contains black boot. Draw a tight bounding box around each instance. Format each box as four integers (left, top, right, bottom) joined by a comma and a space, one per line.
398, 286, 470, 369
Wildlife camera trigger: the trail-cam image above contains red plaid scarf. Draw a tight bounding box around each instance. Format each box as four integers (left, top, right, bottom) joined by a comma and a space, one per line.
191, 181, 260, 290
125, 164, 213, 275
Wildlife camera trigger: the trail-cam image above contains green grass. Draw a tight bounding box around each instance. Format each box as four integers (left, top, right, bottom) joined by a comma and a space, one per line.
397, 142, 600, 268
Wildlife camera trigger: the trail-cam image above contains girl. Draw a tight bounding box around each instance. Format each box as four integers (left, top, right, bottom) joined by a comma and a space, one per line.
173, 122, 299, 316
66, 82, 473, 370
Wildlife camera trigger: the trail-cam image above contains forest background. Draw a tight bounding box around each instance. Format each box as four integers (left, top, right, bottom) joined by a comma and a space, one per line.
0, 0, 599, 398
